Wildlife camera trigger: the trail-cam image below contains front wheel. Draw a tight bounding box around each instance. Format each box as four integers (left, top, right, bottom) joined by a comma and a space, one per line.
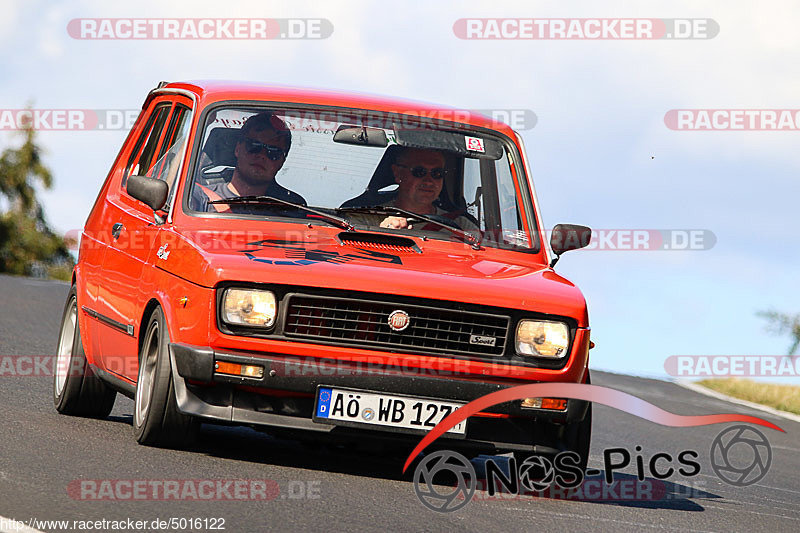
561, 402, 592, 474
53, 286, 116, 417
133, 306, 198, 447
514, 373, 593, 474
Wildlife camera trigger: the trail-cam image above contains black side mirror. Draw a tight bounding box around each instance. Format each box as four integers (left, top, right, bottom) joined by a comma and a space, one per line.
550, 224, 592, 266
127, 175, 169, 211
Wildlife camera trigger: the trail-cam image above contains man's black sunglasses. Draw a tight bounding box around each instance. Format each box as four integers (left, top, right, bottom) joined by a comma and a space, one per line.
395, 164, 448, 180
243, 138, 287, 161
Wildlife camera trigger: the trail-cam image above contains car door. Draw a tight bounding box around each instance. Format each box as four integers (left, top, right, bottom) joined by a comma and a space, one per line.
96, 96, 193, 381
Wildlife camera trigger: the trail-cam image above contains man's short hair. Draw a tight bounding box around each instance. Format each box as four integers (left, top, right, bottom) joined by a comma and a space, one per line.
240, 112, 292, 151
393, 147, 444, 166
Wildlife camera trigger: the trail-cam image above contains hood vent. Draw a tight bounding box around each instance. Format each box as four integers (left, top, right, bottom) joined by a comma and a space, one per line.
338, 232, 421, 254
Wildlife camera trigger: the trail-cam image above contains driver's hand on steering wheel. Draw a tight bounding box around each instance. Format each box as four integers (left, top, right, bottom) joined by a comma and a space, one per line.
380, 216, 412, 230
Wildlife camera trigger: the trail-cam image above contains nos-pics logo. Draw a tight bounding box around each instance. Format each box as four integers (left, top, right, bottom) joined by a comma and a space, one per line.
412, 425, 773, 512
413, 450, 583, 513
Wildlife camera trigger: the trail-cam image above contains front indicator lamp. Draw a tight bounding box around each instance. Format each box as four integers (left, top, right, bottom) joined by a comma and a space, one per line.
215, 361, 264, 379
520, 397, 568, 410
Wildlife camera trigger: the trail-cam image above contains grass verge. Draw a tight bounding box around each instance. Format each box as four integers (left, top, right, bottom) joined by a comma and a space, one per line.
697, 377, 800, 415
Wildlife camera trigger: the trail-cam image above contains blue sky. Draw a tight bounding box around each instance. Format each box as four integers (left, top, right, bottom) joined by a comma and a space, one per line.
1, 0, 798, 381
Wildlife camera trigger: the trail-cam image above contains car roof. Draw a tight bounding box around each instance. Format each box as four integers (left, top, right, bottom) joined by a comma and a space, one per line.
160, 80, 517, 137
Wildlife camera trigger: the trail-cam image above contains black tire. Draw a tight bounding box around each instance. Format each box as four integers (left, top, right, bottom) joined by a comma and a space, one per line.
133, 306, 198, 447
53, 286, 116, 417
561, 402, 592, 474
564, 369, 593, 474
514, 372, 593, 474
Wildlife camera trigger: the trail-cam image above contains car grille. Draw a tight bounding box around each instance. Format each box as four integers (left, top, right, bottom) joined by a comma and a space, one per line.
283, 294, 509, 357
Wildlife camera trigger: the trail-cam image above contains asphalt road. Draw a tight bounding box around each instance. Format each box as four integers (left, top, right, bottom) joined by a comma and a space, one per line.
0, 273, 798, 533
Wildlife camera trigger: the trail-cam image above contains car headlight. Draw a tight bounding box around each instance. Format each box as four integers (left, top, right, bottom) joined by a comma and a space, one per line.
222, 288, 277, 328
516, 320, 569, 358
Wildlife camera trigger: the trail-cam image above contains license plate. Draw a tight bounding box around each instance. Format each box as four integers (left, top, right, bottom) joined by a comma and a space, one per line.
314, 387, 467, 435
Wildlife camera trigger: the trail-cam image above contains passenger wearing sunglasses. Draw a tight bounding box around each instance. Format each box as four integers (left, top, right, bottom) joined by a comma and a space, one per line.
374, 148, 478, 231
193, 112, 306, 213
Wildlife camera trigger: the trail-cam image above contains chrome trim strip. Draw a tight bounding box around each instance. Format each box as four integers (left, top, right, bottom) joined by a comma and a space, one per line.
81, 305, 135, 336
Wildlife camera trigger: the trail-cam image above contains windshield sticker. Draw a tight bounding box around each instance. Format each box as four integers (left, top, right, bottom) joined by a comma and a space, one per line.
209, 114, 336, 135
465, 136, 485, 153
239, 239, 403, 266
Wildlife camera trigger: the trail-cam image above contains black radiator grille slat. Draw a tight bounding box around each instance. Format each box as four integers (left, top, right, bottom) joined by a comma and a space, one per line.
284, 294, 509, 357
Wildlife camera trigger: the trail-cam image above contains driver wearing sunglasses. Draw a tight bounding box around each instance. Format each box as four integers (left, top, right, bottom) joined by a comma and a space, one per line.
193, 112, 306, 213
375, 148, 478, 231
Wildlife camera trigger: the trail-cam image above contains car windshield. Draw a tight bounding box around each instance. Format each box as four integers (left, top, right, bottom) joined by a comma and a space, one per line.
187, 106, 537, 250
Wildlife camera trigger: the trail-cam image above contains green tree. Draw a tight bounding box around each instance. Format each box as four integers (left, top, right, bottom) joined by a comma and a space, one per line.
758, 310, 800, 355
0, 124, 52, 212
0, 122, 74, 279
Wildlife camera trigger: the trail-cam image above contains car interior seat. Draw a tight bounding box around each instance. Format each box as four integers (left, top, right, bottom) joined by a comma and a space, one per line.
340, 146, 478, 227
339, 145, 404, 208
197, 127, 241, 185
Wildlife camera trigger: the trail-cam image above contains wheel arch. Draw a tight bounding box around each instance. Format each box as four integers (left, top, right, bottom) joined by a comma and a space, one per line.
138, 298, 164, 359
70, 267, 99, 368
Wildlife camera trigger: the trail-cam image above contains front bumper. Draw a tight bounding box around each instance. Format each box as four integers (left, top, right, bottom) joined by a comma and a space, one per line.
169, 343, 589, 454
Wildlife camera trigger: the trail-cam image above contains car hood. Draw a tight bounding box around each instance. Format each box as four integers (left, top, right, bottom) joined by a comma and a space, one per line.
155, 226, 588, 325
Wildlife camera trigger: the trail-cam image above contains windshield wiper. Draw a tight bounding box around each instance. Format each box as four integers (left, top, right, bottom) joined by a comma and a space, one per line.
338, 205, 481, 250
210, 195, 355, 231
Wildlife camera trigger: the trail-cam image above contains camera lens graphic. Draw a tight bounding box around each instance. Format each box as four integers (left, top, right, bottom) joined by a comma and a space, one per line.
413, 450, 476, 513
710, 425, 772, 487
518, 455, 555, 492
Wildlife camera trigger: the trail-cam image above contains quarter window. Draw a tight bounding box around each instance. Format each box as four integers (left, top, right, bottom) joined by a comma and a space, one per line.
145, 105, 192, 191
122, 103, 170, 188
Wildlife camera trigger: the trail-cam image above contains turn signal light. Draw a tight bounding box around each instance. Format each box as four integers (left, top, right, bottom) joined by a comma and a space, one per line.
520, 397, 568, 410
214, 361, 264, 379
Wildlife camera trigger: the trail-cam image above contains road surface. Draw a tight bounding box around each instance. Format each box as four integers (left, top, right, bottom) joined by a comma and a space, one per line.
0, 274, 797, 532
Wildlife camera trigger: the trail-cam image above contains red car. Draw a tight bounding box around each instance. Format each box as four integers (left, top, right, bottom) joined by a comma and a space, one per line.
54, 80, 592, 467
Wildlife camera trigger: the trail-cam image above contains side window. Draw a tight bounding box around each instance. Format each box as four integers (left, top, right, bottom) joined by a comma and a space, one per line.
495, 152, 523, 234
121, 103, 170, 188
463, 150, 532, 248
144, 105, 192, 191
463, 159, 487, 231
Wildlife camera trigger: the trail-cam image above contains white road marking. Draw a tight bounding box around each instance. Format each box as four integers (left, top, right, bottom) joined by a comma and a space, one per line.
676, 380, 800, 424
503, 507, 717, 532
771, 444, 800, 452
752, 483, 800, 496
682, 472, 800, 503
709, 497, 800, 514
701, 504, 800, 521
